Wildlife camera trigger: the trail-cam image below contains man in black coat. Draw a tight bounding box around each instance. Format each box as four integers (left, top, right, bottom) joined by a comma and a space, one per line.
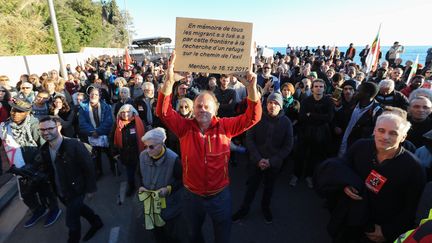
297, 79, 334, 188
37, 116, 103, 243
232, 92, 293, 223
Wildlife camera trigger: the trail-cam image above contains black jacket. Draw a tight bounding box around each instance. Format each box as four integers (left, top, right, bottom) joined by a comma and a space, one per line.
346, 100, 382, 149
375, 91, 409, 110
344, 139, 426, 241
39, 137, 97, 201
245, 110, 293, 169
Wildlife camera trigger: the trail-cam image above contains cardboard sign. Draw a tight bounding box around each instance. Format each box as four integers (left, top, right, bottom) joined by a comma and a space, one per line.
175, 17, 253, 74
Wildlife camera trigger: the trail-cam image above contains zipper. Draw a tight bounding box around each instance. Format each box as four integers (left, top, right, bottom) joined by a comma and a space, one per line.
224, 155, 227, 179
204, 134, 208, 192
208, 136, 212, 153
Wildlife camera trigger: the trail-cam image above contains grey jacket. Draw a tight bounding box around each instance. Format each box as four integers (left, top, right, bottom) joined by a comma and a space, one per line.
139, 147, 183, 220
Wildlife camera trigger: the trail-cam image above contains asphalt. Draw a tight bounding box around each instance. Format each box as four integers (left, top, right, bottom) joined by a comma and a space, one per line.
4, 153, 332, 243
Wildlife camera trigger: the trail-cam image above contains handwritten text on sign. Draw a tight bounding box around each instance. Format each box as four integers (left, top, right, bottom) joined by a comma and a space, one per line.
175, 17, 252, 74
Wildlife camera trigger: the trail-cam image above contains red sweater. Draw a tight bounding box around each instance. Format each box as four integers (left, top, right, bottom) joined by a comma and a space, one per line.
156, 92, 262, 196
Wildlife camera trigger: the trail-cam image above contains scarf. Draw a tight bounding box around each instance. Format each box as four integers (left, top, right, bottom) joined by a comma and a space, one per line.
283, 96, 294, 110
114, 115, 145, 152
88, 103, 101, 129
9, 116, 38, 147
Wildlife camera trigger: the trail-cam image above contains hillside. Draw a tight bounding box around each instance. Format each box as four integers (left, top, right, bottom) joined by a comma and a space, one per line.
0, 0, 130, 56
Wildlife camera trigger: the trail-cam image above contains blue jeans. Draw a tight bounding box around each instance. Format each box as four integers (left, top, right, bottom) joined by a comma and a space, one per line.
183, 187, 232, 243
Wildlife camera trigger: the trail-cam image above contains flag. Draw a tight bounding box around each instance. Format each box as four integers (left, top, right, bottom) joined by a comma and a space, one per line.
124, 47, 132, 71
406, 55, 419, 84
329, 44, 336, 60
365, 24, 381, 74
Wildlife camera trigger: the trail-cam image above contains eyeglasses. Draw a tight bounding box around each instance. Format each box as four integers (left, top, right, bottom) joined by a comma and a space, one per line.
0, 90, 5, 93
39, 126, 57, 132
21, 87, 32, 89
263, 67, 271, 69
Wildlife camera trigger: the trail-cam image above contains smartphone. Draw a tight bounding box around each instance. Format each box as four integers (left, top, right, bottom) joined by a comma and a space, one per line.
332, 87, 342, 100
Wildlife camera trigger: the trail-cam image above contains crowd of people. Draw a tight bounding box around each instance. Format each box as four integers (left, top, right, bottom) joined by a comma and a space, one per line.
0, 43, 432, 243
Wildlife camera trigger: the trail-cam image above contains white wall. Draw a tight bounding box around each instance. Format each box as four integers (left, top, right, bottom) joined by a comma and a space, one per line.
0, 47, 125, 86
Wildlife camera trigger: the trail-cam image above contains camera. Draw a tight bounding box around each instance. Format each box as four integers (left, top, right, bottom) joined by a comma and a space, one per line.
299, 82, 305, 89
8, 165, 48, 185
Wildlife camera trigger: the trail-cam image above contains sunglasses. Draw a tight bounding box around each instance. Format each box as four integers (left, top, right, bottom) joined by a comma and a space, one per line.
0, 90, 6, 93
263, 67, 271, 69
21, 87, 32, 89
146, 144, 160, 150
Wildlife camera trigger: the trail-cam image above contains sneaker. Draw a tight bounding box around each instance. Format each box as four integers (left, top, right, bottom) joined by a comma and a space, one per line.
44, 208, 62, 227
262, 208, 273, 224
232, 207, 249, 222
82, 216, 103, 241
24, 208, 48, 228
289, 175, 298, 187
306, 177, 314, 189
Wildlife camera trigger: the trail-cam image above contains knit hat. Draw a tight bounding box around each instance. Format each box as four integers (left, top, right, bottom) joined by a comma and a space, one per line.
342, 80, 357, 91
359, 82, 379, 98
9, 98, 32, 112
267, 92, 283, 107
309, 71, 318, 79
141, 127, 167, 144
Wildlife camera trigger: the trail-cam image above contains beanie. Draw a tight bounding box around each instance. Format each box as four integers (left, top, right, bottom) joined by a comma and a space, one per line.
267, 92, 283, 107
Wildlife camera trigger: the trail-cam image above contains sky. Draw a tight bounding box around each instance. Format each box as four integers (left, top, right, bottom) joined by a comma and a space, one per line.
117, 0, 432, 47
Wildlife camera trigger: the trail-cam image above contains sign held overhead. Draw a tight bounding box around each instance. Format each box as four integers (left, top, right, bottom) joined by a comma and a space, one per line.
175, 17, 253, 74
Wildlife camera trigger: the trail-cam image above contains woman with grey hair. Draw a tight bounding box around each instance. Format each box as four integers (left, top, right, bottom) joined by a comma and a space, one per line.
111, 104, 146, 196
113, 87, 133, 117
138, 127, 184, 243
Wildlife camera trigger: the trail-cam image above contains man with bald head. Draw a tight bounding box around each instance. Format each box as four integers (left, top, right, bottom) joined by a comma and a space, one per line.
407, 96, 432, 148
156, 51, 262, 243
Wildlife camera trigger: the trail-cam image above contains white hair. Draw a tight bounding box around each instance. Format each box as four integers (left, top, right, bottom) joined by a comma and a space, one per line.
119, 87, 130, 97
378, 79, 395, 91
141, 81, 154, 90
141, 127, 167, 144
409, 88, 432, 103
376, 113, 411, 135
116, 104, 138, 118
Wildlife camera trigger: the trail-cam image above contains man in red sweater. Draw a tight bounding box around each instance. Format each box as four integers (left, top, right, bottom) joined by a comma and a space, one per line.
156, 51, 262, 243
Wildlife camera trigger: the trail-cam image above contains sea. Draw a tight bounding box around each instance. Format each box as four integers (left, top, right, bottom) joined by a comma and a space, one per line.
271, 46, 431, 66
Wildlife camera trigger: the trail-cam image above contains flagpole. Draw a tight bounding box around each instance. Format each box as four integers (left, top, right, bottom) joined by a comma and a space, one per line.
365, 24, 382, 80
47, 0, 67, 78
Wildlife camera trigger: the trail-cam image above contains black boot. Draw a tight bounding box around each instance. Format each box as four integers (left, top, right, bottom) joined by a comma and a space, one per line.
82, 215, 103, 241
68, 230, 81, 243
232, 207, 249, 222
